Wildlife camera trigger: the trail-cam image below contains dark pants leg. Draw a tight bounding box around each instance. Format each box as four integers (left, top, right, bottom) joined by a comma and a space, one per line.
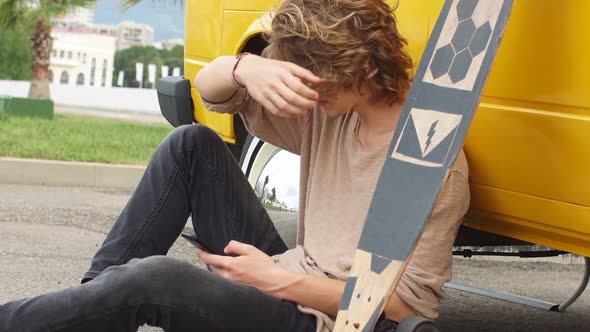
84, 124, 288, 280
0, 124, 315, 331
0, 256, 317, 332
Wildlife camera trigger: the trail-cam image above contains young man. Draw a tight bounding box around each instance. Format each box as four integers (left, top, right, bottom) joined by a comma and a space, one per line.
0, 0, 469, 331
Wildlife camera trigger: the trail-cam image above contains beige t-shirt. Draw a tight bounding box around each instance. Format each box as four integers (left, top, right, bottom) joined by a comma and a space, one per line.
202, 88, 470, 331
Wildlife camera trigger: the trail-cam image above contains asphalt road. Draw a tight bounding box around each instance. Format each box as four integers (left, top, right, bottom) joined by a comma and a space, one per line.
0, 184, 588, 331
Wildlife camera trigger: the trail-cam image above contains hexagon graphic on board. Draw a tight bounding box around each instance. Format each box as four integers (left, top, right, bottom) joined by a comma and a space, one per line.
469, 21, 492, 57
449, 49, 473, 83
457, 0, 479, 21
451, 19, 476, 52
424, 0, 504, 91
430, 44, 455, 79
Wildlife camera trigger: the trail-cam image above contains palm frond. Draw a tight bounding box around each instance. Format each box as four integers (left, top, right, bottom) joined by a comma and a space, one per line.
1, 0, 99, 28
43, 0, 97, 19
119, 0, 183, 11
0, 0, 23, 28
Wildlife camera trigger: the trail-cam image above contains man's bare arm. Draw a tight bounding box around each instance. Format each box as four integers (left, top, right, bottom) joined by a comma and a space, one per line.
197, 241, 416, 322
194, 56, 241, 103
275, 272, 417, 322
194, 54, 320, 117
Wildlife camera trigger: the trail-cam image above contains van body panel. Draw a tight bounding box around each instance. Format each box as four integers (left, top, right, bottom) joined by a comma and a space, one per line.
453, 0, 590, 255
223, 0, 276, 11
466, 184, 590, 257
184, 57, 235, 142
221, 12, 270, 55
185, 0, 223, 60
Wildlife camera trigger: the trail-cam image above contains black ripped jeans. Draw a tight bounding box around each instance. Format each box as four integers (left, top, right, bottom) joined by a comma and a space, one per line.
0, 124, 317, 332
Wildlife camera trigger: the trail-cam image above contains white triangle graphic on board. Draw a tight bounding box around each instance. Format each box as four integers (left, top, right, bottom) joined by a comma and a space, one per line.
410, 109, 462, 157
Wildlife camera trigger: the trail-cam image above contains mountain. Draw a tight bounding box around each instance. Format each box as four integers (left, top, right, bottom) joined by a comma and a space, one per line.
93, 0, 184, 42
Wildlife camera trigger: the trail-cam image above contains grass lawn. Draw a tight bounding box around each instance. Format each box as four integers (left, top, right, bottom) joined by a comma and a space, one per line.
0, 113, 173, 165
262, 202, 284, 211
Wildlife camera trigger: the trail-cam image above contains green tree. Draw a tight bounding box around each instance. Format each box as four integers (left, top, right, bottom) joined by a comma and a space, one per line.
112, 45, 183, 88
0, 25, 31, 80
114, 1, 184, 88
0, 0, 95, 99
160, 44, 183, 70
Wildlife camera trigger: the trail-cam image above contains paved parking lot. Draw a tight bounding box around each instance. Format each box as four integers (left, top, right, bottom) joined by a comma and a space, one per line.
0, 184, 588, 331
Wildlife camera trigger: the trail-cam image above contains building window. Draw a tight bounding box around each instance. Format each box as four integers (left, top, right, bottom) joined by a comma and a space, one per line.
76, 73, 85, 86
77, 52, 81, 59
83, 53, 87, 64
59, 50, 64, 58
101, 59, 107, 87
67, 51, 72, 59
51, 50, 56, 58
60, 71, 69, 85
48, 70, 53, 83
90, 58, 96, 86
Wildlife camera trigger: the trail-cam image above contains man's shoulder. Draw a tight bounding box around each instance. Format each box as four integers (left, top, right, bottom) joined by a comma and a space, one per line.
451, 148, 469, 180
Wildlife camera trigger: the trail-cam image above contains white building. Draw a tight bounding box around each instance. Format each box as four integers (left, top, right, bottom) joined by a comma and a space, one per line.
90, 24, 119, 38
49, 28, 116, 88
116, 21, 155, 50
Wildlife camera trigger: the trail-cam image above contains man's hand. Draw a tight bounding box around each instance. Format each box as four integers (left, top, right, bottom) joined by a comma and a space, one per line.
196, 240, 298, 296
234, 54, 321, 118
197, 240, 416, 321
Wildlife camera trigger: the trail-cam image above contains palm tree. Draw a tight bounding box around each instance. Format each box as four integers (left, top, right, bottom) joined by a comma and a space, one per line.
270, 187, 276, 203
0, 0, 95, 99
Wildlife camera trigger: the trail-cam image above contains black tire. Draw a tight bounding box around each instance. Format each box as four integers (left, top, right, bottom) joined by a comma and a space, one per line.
396, 316, 440, 332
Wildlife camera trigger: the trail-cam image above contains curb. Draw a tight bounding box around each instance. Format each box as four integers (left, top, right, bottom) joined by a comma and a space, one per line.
55, 104, 167, 124
0, 157, 145, 191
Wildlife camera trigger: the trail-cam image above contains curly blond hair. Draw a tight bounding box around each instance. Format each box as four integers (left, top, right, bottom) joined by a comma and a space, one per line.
264, 0, 413, 105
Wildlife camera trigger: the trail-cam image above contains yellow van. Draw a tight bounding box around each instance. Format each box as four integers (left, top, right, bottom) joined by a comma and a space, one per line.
157, 0, 589, 309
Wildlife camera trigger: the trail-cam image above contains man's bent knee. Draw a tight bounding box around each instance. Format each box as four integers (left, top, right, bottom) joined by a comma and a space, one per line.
133, 257, 215, 298
167, 124, 223, 150
95, 256, 201, 299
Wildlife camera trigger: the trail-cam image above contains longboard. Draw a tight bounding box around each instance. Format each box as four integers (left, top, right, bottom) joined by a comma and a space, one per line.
334, 1, 514, 331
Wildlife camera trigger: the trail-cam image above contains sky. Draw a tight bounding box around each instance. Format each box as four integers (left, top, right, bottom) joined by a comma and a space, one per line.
93, 0, 184, 41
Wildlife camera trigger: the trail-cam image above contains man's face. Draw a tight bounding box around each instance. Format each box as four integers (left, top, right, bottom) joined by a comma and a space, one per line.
316, 86, 363, 117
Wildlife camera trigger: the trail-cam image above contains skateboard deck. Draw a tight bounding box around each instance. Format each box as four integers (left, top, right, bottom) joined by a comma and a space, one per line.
334, 1, 514, 331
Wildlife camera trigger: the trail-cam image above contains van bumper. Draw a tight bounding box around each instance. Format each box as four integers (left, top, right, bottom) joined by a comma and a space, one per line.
156, 76, 194, 127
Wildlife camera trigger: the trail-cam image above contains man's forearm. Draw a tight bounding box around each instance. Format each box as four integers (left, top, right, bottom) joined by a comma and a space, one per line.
273, 272, 416, 322
273, 272, 345, 317
194, 56, 240, 103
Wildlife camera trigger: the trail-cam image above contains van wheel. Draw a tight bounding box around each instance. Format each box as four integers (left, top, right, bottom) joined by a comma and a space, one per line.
238, 134, 300, 249
238, 134, 297, 190
238, 134, 265, 180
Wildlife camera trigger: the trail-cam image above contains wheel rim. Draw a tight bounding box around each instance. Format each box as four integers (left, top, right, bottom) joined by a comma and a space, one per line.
241, 139, 300, 212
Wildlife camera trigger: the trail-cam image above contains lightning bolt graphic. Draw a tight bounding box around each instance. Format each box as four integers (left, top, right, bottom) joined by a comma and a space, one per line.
424, 120, 439, 156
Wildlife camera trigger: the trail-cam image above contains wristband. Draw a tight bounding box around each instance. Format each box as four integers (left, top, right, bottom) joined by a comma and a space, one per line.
232, 52, 251, 89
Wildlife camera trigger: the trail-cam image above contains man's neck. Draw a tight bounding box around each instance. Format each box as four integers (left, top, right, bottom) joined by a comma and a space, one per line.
354, 99, 404, 151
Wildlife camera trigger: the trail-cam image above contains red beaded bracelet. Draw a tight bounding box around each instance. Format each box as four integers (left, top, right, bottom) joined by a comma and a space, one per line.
231, 52, 251, 89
